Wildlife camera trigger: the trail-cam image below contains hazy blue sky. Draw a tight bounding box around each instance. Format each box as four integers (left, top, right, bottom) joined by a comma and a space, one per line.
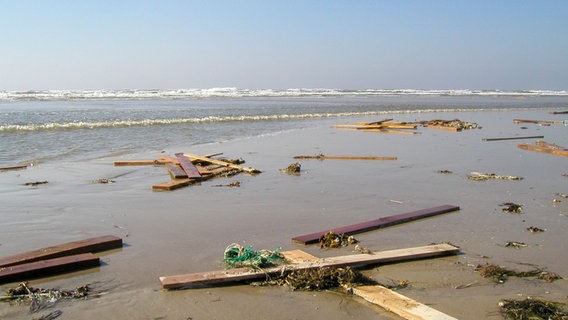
1, 1, 567, 91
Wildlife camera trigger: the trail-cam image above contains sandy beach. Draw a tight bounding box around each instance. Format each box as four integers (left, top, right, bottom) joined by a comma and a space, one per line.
1, 108, 567, 319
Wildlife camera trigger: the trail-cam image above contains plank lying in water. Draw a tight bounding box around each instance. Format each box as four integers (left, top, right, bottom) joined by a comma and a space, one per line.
183, 153, 262, 174
483, 135, 544, 142
175, 153, 202, 179
426, 125, 460, 132
0, 253, 100, 283
152, 178, 194, 191
114, 160, 168, 166
294, 155, 397, 160
0, 164, 30, 171
517, 142, 568, 157
165, 163, 188, 179
0, 235, 122, 268
292, 205, 460, 245
353, 285, 458, 320
159, 243, 460, 289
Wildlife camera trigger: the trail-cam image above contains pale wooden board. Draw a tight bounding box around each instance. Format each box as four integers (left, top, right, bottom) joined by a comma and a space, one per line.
183, 153, 262, 174
353, 285, 458, 320
293, 155, 397, 160
159, 243, 460, 289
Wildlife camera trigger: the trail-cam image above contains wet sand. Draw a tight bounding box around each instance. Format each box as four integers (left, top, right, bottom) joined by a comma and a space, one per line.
1, 109, 567, 319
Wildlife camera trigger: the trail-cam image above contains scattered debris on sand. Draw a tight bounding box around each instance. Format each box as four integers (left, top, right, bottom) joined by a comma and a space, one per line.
504, 241, 528, 249
527, 226, 545, 233
319, 231, 358, 249
475, 263, 562, 283
223, 243, 284, 269
500, 202, 523, 214
467, 172, 524, 181
23, 181, 48, 186
279, 162, 301, 174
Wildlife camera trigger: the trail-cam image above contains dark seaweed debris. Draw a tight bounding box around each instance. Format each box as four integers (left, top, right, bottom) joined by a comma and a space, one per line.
475, 263, 562, 283
501, 203, 523, 213
319, 231, 358, 249
499, 298, 568, 320
1, 282, 92, 313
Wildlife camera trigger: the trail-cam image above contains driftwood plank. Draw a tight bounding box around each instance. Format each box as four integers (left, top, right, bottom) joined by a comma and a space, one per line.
152, 179, 193, 191
158, 154, 181, 165
353, 286, 458, 320
165, 163, 188, 179
114, 160, 167, 166
159, 243, 460, 289
0, 235, 122, 268
483, 135, 544, 142
294, 155, 397, 160
175, 153, 202, 179
426, 125, 460, 132
0, 164, 30, 171
517, 143, 568, 157
183, 153, 261, 174
292, 205, 460, 245
514, 119, 566, 125
0, 253, 100, 283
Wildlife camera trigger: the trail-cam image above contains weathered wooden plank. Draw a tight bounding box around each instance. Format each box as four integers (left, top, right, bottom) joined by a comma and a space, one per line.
535, 141, 568, 150
353, 285, 458, 320
152, 179, 193, 191
483, 135, 544, 142
282, 250, 457, 320
294, 155, 397, 160
175, 153, 202, 179
0, 235, 122, 268
514, 119, 566, 125
0, 164, 30, 171
0, 253, 100, 283
550, 111, 568, 114
114, 160, 167, 166
159, 243, 460, 289
292, 205, 460, 245
158, 154, 180, 165
183, 153, 262, 174
517, 144, 568, 157
165, 163, 188, 179
426, 125, 460, 132
361, 129, 421, 135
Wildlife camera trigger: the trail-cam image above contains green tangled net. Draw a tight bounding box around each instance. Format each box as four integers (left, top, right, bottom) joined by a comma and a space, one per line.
223, 243, 284, 269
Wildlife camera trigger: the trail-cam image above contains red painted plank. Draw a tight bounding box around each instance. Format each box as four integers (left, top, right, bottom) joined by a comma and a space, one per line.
292, 205, 460, 244
175, 153, 202, 179
0, 235, 122, 268
0, 253, 100, 283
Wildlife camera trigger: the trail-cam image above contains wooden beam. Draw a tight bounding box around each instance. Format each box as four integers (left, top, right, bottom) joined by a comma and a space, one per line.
283, 250, 457, 320
353, 286, 458, 320
175, 153, 202, 179
517, 143, 568, 157
183, 153, 262, 174
114, 160, 167, 166
549, 111, 568, 114
514, 119, 566, 125
165, 163, 188, 179
159, 243, 460, 289
0, 235, 122, 268
0, 164, 30, 171
294, 155, 397, 160
483, 135, 544, 142
426, 125, 460, 132
152, 179, 194, 191
292, 205, 460, 245
0, 253, 100, 283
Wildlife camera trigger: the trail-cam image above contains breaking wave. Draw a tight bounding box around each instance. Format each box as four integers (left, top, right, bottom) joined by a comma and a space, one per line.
1, 88, 567, 101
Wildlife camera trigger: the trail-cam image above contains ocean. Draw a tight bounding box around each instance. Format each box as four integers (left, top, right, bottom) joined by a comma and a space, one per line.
1, 88, 567, 167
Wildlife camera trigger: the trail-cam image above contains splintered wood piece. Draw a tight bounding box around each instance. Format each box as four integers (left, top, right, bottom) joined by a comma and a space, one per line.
175, 153, 202, 179
292, 205, 460, 245
158, 154, 181, 165
517, 143, 568, 157
183, 153, 262, 174
159, 243, 460, 289
165, 163, 188, 179
0, 235, 122, 268
114, 160, 167, 166
0, 253, 100, 283
353, 285, 458, 320
535, 141, 568, 150
152, 179, 194, 191
294, 155, 397, 160
483, 135, 544, 141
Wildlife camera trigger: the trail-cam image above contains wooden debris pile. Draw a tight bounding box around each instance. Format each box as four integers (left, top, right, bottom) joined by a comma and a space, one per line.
333, 118, 420, 135
518, 141, 568, 157
499, 298, 568, 320
467, 172, 524, 181
114, 152, 261, 191
416, 119, 479, 131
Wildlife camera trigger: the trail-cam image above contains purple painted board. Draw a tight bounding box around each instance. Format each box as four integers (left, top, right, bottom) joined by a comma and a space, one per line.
175, 153, 202, 179
292, 205, 460, 244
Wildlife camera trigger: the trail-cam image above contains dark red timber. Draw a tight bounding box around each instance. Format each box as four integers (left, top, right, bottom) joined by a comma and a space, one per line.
175, 153, 202, 179
292, 205, 460, 244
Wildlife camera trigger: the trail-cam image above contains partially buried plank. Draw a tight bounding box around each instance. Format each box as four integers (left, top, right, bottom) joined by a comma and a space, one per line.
0, 235, 122, 268
0, 253, 100, 283
159, 243, 460, 289
292, 205, 460, 245
283, 250, 457, 320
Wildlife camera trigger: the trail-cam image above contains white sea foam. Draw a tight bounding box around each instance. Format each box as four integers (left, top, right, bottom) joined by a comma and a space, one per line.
1, 88, 567, 101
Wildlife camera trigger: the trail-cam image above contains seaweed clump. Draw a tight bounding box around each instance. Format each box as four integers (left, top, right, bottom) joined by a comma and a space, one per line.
499, 298, 568, 320
475, 263, 562, 283
1, 282, 92, 313
501, 203, 523, 214
259, 266, 376, 291
319, 231, 358, 249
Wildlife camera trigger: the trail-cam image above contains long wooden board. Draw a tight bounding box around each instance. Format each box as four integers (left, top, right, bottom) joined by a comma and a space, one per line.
294, 155, 397, 160
292, 205, 460, 245
353, 286, 458, 320
426, 125, 460, 132
514, 119, 566, 125
283, 250, 457, 320
483, 135, 544, 142
114, 160, 167, 166
165, 163, 188, 179
159, 243, 460, 289
183, 153, 262, 174
152, 179, 193, 191
0, 253, 100, 283
175, 153, 202, 179
0, 164, 30, 171
0, 235, 122, 268
517, 143, 568, 157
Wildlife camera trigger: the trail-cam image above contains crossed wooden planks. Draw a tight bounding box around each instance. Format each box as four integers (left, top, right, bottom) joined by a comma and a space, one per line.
159, 243, 460, 290
0, 235, 122, 283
